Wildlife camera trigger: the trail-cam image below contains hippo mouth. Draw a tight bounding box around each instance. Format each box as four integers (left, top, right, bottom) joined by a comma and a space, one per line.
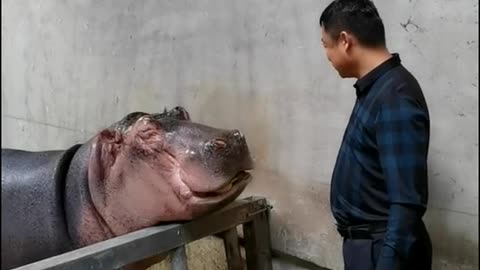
193, 171, 252, 198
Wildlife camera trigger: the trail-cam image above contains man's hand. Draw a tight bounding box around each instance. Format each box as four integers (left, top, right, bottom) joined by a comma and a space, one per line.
375, 245, 404, 270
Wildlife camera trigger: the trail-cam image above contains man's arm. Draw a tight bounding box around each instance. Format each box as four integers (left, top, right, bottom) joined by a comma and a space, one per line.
374, 92, 430, 270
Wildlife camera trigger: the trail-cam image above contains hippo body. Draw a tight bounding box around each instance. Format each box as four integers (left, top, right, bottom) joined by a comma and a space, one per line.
1, 146, 80, 269
1, 107, 253, 270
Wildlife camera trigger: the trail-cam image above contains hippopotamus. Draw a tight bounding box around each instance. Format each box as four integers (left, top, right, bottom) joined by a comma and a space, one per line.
1, 106, 254, 270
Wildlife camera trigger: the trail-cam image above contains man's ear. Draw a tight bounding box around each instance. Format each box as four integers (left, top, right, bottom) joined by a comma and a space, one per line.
338, 31, 353, 51
88, 128, 123, 208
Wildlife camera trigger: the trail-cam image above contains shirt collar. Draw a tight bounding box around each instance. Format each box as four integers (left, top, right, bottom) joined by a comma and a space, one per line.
354, 53, 401, 98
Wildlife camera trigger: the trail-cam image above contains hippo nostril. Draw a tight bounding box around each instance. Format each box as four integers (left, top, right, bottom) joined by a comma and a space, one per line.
213, 139, 227, 148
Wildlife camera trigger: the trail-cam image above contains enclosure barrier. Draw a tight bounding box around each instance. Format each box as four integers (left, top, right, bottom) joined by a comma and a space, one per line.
12, 196, 273, 270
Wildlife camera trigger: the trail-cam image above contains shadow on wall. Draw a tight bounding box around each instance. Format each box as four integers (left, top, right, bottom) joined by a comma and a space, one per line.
172, 84, 344, 269
152, 85, 475, 270
425, 161, 479, 269
147, 85, 478, 270
426, 215, 479, 269
242, 167, 342, 269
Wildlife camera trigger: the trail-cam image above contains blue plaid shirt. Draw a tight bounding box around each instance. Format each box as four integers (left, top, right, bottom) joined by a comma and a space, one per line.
330, 54, 430, 268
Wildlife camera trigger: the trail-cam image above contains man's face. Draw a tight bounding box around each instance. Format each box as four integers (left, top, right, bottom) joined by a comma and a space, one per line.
320, 27, 353, 78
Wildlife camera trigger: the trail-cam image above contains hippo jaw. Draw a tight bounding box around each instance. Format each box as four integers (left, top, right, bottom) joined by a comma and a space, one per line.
192, 171, 252, 198
87, 108, 254, 236
180, 169, 252, 206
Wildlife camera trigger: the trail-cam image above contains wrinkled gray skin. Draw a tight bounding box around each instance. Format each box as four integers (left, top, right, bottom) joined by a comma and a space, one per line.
1, 107, 254, 270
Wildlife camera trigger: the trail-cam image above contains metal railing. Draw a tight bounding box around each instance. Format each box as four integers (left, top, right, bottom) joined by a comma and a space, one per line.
12, 196, 273, 270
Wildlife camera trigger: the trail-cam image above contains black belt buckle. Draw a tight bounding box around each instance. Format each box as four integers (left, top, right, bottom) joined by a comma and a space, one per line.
349, 225, 371, 239
347, 226, 354, 239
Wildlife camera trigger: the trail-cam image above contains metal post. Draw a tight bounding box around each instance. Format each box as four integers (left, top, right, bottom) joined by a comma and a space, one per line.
222, 227, 244, 270
171, 246, 188, 270
243, 209, 273, 270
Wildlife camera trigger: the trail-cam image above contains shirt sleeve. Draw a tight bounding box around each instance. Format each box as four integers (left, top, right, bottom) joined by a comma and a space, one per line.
374, 92, 430, 268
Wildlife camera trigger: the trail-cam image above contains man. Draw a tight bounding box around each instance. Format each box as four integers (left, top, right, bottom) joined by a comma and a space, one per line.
319, 0, 432, 269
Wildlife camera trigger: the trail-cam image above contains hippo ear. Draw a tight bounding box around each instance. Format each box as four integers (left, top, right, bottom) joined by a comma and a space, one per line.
171, 106, 191, 121
88, 129, 123, 183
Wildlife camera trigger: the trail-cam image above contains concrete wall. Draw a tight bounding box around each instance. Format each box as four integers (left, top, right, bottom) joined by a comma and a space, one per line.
2, 0, 478, 269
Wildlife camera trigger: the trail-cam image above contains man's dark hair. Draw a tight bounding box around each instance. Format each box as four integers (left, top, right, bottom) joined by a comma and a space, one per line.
319, 0, 386, 48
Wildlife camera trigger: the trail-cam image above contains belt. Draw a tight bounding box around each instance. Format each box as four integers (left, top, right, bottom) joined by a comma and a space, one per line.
337, 222, 388, 239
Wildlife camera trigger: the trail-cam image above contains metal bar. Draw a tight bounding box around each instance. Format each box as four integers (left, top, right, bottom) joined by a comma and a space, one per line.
221, 227, 244, 270
243, 210, 273, 270
171, 246, 188, 270
13, 196, 269, 270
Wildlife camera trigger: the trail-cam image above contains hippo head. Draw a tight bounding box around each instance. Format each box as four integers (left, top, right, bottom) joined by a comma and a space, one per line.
88, 107, 253, 236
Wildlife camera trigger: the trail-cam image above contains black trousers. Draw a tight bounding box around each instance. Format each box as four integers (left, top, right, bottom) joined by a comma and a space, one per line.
342, 224, 432, 270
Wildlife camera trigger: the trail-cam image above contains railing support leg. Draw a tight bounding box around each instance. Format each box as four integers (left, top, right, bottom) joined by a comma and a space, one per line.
243, 210, 273, 270
171, 245, 188, 270
222, 227, 244, 270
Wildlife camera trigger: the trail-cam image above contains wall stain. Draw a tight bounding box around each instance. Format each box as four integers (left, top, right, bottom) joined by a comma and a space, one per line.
400, 17, 426, 33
